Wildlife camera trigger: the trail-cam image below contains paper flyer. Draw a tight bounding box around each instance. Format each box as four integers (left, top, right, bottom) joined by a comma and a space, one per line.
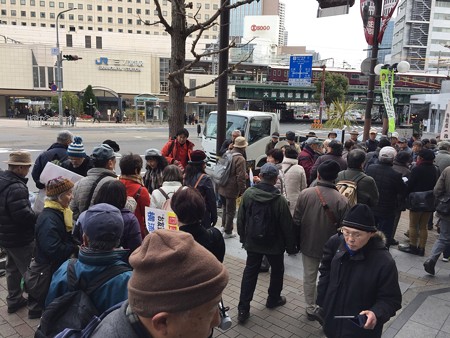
145, 206, 179, 232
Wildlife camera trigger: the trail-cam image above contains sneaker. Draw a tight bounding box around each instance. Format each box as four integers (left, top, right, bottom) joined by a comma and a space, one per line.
306, 307, 324, 326
7, 297, 27, 314
223, 232, 236, 239
237, 310, 249, 324
266, 296, 286, 309
442, 257, 449, 262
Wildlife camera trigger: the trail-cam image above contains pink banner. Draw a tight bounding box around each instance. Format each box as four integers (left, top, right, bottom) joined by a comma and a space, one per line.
360, 0, 399, 46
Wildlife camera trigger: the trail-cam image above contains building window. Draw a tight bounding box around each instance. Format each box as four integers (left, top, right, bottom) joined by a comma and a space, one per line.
118, 7, 123, 13
78, 15, 83, 21
108, 17, 113, 23
205, 3, 209, 9
118, 29, 123, 33
48, 67, 54, 85
31, 22, 36, 26
50, 23, 55, 27
21, 11, 26, 16
11, 21, 17, 25
137, 30, 141, 34
97, 16, 102, 22
96, 36, 102, 49
20, 0, 26, 4
163, 10, 167, 16
85, 36, 91, 48
108, 28, 113, 32
78, 4, 82, 9
87, 16, 92, 22
108, 6, 112, 12
49, 1, 54, 7
205, 14, 209, 20
68, 3, 74, 9
88, 26, 93, 30
39, 0, 44, 6
69, 14, 74, 20
59, 2, 63, 8
69, 26, 75, 31
50, 13, 54, 18
1, 10, 6, 15
78, 26, 83, 30
128, 30, 132, 33
39, 12, 45, 18
11, 10, 17, 16
87, 4, 92, 10
118, 18, 123, 24
11, 0, 16, 3
98, 27, 102, 31
66, 34, 72, 47
97, 5, 102, 11
196, 3, 201, 8
145, 9, 149, 15
127, 8, 132, 13
213, 4, 218, 10
136, 8, 141, 14
128, 19, 132, 24
21, 22, 27, 26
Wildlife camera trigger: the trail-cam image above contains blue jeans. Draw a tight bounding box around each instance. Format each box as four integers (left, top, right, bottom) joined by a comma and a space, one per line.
429, 219, 450, 262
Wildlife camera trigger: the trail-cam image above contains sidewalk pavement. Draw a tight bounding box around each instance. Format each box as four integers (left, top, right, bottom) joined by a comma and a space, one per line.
1, 211, 449, 338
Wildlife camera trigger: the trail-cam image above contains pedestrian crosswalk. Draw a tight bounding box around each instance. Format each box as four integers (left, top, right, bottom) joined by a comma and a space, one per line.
0, 148, 42, 154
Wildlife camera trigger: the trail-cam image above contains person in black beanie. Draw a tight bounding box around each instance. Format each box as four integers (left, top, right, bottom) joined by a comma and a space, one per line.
316, 204, 402, 338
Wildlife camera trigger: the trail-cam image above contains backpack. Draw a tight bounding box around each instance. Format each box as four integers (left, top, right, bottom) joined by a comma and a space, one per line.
212, 152, 242, 186
335, 173, 365, 207
35, 259, 131, 338
158, 188, 173, 211
245, 191, 278, 245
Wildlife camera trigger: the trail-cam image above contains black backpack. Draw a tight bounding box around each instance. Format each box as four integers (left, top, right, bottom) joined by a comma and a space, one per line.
245, 193, 278, 245
35, 259, 131, 338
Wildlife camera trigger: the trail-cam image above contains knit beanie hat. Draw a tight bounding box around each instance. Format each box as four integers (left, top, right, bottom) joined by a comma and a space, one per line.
46, 176, 74, 197
67, 136, 85, 158
342, 204, 377, 232
318, 160, 341, 181
128, 230, 229, 318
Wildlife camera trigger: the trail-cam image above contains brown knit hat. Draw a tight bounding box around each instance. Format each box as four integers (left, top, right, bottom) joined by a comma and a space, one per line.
46, 176, 74, 197
128, 230, 229, 317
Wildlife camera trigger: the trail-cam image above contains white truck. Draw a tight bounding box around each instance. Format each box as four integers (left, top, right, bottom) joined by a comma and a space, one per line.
202, 110, 280, 174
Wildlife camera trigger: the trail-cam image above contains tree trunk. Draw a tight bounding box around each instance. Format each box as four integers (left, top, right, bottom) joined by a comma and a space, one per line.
168, 1, 187, 137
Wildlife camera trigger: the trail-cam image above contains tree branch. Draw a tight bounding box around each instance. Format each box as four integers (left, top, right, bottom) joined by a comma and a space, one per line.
137, 14, 162, 26
185, 48, 254, 94
153, 0, 172, 33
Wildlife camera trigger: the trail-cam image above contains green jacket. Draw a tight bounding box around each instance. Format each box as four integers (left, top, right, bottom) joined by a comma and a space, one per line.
237, 183, 297, 255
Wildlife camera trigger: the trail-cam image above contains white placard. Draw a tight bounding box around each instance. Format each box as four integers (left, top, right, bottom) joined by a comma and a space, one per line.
145, 206, 179, 232
440, 100, 450, 140
40, 161, 83, 186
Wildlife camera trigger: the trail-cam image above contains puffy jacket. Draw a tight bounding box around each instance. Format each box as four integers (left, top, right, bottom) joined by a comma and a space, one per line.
407, 162, 438, 194
293, 181, 349, 259
32, 143, 69, 189
70, 168, 117, 220
366, 163, 406, 216
298, 145, 320, 186
317, 233, 402, 338
35, 207, 77, 268
281, 157, 307, 215
184, 173, 218, 228
237, 182, 296, 255
0, 170, 36, 248
45, 248, 131, 314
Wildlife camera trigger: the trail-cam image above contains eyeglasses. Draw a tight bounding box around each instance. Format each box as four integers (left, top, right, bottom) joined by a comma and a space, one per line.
341, 228, 363, 239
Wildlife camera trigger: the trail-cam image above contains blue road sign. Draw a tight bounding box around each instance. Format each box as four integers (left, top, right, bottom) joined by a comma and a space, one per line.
288, 55, 313, 86
51, 84, 57, 92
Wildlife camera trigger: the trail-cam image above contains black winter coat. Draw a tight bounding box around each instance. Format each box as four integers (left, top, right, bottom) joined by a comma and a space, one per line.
32, 143, 69, 189
184, 173, 218, 228
407, 162, 438, 194
60, 155, 94, 177
0, 170, 36, 248
366, 162, 406, 216
34, 207, 77, 269
180, 222, 225, 262
317, 233, 402, 338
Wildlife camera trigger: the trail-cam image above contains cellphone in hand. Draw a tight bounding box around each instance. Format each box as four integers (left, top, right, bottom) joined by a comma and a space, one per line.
334, 314, 367, 328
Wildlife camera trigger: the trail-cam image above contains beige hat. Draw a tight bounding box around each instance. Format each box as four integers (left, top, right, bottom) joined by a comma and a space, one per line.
4, 151, 33, 165
233, 136, 248, 148
349, 130, 359, 135
391, 132, 399, 139
369, 128, 377, 134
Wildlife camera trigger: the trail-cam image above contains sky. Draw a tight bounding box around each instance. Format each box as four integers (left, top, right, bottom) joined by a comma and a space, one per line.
283, 0, 372, 70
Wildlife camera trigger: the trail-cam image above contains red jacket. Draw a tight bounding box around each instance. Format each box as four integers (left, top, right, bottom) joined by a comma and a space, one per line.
119, 178, 150, 238
161, 139, 194, 169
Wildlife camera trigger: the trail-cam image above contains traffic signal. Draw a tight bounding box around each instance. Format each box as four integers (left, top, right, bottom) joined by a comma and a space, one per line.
317, 0, 355, 9
63, 55, 82, 61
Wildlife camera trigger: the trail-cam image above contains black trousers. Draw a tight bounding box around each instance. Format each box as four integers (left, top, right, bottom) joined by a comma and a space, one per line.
238, 251, 284, 312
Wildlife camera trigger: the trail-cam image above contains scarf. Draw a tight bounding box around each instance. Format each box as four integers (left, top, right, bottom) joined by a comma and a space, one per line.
44, 200, 73, 232
120, 174, 144, 186
416, 159, 433, 166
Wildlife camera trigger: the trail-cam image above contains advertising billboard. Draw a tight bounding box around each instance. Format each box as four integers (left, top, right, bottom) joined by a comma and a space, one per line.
243, 15, 279, 45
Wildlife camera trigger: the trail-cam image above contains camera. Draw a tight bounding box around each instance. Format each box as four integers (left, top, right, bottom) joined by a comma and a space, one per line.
218, 299, 232, 331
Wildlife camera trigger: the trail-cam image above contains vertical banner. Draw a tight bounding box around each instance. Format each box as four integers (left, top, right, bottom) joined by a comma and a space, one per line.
361, 0, 399, 46
380, 68, 396, 132
145, 207, 179, 233
440, 101, 450, 140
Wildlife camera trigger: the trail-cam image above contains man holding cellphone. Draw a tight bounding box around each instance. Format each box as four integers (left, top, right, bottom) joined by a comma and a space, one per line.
316, 204, 402, 337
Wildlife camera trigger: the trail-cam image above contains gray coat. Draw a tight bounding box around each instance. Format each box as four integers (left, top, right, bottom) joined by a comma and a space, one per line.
293, 181, 349, 259
70, 167, 117, 220
435, 166, 450, 221
435, 150, 450, 174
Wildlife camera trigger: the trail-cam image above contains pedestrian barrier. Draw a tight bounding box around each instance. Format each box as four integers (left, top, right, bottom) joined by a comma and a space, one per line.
26, 115, 57, 127
311, 119, 323, 129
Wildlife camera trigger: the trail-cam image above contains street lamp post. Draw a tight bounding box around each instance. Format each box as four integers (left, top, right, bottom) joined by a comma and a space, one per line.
56, 8, 76, 126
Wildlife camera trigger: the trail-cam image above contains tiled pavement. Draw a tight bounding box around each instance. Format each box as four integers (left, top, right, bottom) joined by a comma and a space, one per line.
1, 200, 450, 337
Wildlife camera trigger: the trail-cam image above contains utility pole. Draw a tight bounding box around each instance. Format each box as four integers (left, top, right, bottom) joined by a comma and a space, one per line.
363, 0, 382, 141
55, 8, 76, 126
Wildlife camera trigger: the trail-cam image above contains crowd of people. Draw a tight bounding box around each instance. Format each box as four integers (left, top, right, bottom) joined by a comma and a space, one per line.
0, 125, 449, 338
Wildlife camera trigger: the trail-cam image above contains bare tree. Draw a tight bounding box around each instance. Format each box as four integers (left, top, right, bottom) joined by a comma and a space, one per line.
144, 0, 258, 137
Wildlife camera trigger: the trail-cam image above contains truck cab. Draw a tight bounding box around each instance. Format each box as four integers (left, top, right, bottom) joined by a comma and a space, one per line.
202, 110, 280, 174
